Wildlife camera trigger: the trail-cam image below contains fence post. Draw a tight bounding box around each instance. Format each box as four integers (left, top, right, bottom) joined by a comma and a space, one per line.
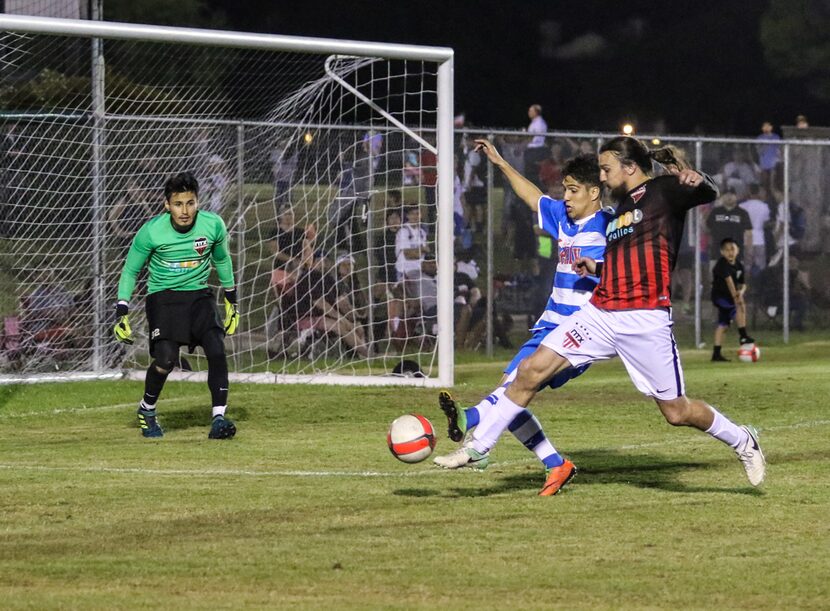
783, 143, 790, 344
235, 123, 245, 300
90, 0, 105, 372
486, 133, 495, 357
694, 140, 703, 349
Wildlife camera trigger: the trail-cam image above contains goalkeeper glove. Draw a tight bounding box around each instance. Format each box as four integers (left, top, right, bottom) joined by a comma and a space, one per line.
223, 288, 239, 336
113, 301, 134, 345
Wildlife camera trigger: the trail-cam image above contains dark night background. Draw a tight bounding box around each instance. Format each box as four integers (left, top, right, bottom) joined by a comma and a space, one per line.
105, 0, 828, 136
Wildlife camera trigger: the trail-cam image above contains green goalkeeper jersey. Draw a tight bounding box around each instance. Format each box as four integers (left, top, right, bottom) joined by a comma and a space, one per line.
117, 210, 235, 302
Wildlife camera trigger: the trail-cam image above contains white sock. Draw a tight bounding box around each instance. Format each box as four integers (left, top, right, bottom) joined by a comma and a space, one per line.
705, 407, 748, 449
212, 405, 227, 418
140, 399, 156, 411
471, 385, 507, 424
471, 392, 526, 454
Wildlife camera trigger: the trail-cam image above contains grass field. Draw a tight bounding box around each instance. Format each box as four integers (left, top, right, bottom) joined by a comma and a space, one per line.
1, 341, 829, 609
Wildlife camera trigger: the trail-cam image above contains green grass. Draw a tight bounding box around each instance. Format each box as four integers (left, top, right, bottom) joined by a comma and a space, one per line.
1, 342, 829, 609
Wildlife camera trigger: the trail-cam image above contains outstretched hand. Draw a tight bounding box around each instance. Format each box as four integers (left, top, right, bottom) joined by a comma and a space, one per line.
474, 139, 505, 166
572, 256, 597, 277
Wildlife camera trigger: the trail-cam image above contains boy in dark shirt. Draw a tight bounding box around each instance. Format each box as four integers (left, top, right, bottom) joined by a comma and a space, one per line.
711, 238, 756, 361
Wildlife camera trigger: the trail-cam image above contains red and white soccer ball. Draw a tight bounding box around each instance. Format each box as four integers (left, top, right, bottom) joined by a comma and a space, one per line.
387, 414, 436, 463
737, 343, 761, 363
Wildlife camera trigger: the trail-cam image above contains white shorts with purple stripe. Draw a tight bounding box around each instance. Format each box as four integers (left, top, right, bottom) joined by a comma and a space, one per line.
540, 302, 685, 400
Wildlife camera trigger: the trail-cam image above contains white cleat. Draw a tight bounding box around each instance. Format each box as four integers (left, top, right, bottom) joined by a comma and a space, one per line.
735, 425, 766, 486
433, 443, 490, 470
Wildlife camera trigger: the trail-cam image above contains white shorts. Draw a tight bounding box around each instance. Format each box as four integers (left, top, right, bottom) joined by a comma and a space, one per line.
540, 302, 685, 400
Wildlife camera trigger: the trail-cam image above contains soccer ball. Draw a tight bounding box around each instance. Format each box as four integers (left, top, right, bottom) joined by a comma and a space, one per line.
737, 343, 761, 363
387, 414, 436, 463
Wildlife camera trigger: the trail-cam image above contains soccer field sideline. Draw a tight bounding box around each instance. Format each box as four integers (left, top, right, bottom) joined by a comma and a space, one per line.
2, 417, 827, 479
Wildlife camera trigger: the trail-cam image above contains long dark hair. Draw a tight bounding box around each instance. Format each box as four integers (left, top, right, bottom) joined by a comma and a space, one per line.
600, 136, 687, 174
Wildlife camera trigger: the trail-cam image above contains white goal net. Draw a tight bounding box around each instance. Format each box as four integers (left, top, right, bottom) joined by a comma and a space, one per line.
0, 15, 454, 386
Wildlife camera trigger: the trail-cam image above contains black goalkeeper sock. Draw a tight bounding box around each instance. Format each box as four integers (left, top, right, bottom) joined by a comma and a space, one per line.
143, 365, 169, 406
207, 354, 229, 408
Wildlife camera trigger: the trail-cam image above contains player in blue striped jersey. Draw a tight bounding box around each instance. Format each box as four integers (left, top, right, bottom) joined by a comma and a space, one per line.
434, 142, 612, 496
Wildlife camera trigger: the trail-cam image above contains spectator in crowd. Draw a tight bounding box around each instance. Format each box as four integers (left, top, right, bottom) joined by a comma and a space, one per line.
721, 147, 759, 197
280, 250, 369, 358
362, 130, 383, 172
462, 134, 487, 233
706, 188, 752, 265
19, 270, 78, 358
373, 199, 402, 290
739, 183, 771, 277
760, 254, 811, 332
538, 141, 565, 195
270, 140, 299, 209
453, 159, 472, 250
710, 237, 755, 362
268, 206, 313, 296
796, 114, 809, 129
200, 154, 230, 215
524, 104, 548, 190
333, 252, 369, 333
768, 187, 806, 263
404, 253, 439, 337
755, 121, 781, 193
454, 247, 483, 312
108, 180, 156, 247
395, 204, 429, 282
328, 150, 365, 255
497, 136, 526, 238
419, 137, 438, 226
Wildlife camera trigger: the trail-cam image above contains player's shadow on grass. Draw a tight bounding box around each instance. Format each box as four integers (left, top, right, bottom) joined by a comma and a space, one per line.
127, 405, 250, 432
394, 450, 762, 498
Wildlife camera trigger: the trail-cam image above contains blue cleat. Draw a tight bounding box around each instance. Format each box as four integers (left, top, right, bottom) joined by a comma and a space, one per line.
208, 415, 236, 440
137, 405, 163, 438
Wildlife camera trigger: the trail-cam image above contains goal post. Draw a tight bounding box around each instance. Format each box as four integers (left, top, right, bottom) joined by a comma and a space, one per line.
0, 14, 455, 387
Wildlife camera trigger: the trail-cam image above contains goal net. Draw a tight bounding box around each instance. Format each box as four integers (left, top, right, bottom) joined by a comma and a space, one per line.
0, 16, 454, 386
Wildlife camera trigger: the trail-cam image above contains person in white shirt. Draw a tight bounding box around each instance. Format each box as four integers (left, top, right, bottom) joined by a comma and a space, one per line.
524, 104, 548, 190
395, 205, 429, 281
739, 183, 771, 274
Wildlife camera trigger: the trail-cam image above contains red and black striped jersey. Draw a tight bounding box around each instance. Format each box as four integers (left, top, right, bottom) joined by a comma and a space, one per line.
591, 174, 717, 310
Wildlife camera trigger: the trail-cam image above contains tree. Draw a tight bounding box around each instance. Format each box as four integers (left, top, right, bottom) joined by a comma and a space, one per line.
761, 0, 830, 100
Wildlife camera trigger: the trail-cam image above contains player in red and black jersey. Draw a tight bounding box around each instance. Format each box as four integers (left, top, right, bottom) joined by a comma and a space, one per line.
591, 146, 716, 310
440, 137, 766, 492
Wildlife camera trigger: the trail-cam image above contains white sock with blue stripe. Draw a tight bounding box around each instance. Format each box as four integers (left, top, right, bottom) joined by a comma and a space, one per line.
507, 410, 564, 468
464, 386, 506, 430
471, 392, 526, 454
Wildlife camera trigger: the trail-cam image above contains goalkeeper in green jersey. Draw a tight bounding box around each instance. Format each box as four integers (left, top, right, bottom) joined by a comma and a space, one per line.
114, 171, 240, 439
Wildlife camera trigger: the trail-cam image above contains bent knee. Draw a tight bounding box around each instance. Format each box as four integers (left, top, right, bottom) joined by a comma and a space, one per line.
657, 396, 690, 426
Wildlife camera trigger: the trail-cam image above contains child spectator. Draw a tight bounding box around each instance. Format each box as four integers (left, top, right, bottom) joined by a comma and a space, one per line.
710, 238, 756, 362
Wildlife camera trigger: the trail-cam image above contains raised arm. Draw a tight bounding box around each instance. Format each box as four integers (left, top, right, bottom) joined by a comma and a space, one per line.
474, 139, 543, 212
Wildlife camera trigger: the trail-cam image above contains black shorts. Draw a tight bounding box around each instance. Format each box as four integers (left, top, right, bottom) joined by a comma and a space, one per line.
712, 297, 736, 327
145, 289, 223, 355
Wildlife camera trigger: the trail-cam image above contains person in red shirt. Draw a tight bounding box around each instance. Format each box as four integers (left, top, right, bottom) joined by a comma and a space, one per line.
437, 137, 766, 492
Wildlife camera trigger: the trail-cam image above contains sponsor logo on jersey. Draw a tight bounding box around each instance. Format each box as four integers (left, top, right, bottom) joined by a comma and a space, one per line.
606, 208, 644, 241
168, 260, 200, 269
630, 185, 647, 203
194, 237, 208, 255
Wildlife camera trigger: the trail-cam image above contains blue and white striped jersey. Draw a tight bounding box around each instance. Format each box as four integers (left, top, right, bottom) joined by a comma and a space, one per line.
533, 196, 612, 330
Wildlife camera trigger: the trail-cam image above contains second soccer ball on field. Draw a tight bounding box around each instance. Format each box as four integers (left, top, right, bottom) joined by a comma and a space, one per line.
737, 343, 761, 363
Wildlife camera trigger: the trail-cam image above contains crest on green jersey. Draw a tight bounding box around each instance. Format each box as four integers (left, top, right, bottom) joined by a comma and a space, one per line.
194, 237, 208, 255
